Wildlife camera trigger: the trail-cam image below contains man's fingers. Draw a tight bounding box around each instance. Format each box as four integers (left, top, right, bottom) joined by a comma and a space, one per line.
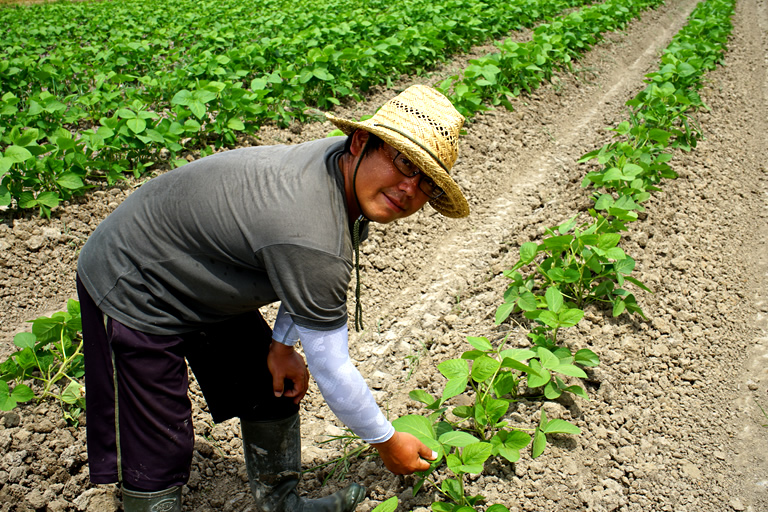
272, 374, 285, 397
417, 440, 438, 460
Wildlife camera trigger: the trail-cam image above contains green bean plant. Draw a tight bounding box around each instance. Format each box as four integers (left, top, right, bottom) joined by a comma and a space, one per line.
497, 214, 650, 322
393, 335, 596, 511
0, 300, 85, 425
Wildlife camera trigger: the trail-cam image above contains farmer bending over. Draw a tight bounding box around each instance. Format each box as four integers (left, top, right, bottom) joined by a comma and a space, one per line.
76, 85, 470, 511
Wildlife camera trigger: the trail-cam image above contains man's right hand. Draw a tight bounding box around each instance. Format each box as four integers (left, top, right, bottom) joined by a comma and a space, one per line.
267, 340, 310, 405
372, 431, 437, 475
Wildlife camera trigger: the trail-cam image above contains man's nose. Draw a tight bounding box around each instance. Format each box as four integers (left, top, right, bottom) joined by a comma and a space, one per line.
399, 173, 421, 196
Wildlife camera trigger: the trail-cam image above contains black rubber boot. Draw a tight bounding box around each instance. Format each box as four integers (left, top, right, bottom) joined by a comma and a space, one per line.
241, 413, 366, 512
121, 485, 182, 512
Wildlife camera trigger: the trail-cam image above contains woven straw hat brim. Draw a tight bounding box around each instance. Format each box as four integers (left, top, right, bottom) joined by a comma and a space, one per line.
326, 114, 470, 219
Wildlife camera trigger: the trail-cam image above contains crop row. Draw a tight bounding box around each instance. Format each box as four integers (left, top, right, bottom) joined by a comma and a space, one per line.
1, 0, 594, 216
389, 0, 735, 510
437, 0, 666, 117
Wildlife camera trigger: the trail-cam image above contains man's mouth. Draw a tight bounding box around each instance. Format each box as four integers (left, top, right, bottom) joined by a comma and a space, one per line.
383, 193, 405, 212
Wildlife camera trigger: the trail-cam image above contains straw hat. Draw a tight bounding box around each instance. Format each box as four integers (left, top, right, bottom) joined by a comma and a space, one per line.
325, 85, 469, 218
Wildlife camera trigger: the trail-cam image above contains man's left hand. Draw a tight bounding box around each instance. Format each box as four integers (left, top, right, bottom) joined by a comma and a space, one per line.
267, 341, 310, 404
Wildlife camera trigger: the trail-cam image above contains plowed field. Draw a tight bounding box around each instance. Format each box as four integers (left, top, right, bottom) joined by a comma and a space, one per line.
0, 0, 766, 510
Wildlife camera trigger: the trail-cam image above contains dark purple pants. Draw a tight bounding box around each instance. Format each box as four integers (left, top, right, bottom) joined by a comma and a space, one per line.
77, 276, 299, 491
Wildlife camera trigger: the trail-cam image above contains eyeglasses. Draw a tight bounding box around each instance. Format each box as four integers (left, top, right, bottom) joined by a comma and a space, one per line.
388, 149, 444, 200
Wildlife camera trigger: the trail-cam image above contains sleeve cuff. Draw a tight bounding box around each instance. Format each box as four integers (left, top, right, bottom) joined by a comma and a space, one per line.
272, 304, 299, 346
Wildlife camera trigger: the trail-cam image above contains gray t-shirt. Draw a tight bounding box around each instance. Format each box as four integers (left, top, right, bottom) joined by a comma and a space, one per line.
78, 137, 364, 335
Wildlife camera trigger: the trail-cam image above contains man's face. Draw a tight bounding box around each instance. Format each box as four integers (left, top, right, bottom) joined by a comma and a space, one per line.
355, 142, 432, 224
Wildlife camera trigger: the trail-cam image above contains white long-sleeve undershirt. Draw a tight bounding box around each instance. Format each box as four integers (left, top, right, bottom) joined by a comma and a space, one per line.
272, 306, 395, 444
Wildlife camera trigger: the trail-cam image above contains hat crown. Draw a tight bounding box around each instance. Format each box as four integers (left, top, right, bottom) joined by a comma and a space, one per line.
370, 85, 464, 171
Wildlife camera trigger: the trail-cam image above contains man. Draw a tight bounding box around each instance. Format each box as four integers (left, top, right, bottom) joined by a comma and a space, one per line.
76, 84, 470, 511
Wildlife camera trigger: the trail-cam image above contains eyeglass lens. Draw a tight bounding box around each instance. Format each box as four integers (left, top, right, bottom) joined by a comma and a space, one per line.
392, 151, 444, 199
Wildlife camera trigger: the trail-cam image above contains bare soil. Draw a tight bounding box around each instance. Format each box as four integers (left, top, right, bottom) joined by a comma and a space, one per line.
1, 0, 767, 510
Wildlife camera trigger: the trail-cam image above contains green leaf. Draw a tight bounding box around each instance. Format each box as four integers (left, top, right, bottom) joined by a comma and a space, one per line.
392, 415, 440, 454
527, 359, 551, 388
452, 405, 473, 418
545, 287, 563, 313
14, 348, 36, 370
495, 302, 515, 325
605, 247, 626, 260
409, 389, 435, 406
18, 191, 37, 209
564, 385, 589, 400
440, 477, 462, 503
542, 418, 581, 435
614, 257, 636, 275
56, 173, 84, 190
517, 291, 537, 311
597, 233, 621, 250
461, 442, 492, 471
558, 308, 584, 328
542, 235, 573, 250
574, 349, 599, 367
438, 359, 469, 380
439, 431, 480, 447
518, 242, 538, 263
56, 136, 76, 151
189, 102, 206, 120
227, 118, 245, 131
494, 430, 530, 451
431, 502, 454, 512
500, 348, 535, 362
594, 194, 615, 210
531, 427, 547, 458
487, 505, 511, 512
613, 300, 626, 317
537, 347, 559, 369
471, 354, 500, 383
493, 371, 519, 396
622, 163, 643, 177
171, 90, 193, 106
624, 275, 651, 292
11, 383, 34, 403
126, 118, 147, 134
544, 380, 562, 399
13, 332, 36, 350
445, 453, 463, 475
557, 215, 578, 234
0, 157, 14, 176
485, 398, 509, 423
115, 108, 135, 119
443, 378, 469, 401
32, 317, 63, 342
5, 145, 33, 163
313, 68, 333, 81
196, 90, 217, 104
371, 497, 397, 512
553, 364, 587, 378
0, 381, 15, 411
36, 192, 60, 208
538, 310, 558, 328
467, 336, 492, 352
501, 357, 533, 373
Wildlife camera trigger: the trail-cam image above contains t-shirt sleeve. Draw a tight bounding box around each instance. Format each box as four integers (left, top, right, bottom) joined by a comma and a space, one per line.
256, 244, 351, 330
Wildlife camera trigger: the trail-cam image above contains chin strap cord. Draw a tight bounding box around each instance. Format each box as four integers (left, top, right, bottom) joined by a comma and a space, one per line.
352, 215, 365, 332
351, 138, 370, 332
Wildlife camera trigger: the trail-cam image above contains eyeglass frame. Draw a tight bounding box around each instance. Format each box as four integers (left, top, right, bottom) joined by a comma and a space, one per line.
384, 147, 445, 200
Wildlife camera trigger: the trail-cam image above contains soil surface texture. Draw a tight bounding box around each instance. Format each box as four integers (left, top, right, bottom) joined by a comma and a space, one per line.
1, 0, 767, 510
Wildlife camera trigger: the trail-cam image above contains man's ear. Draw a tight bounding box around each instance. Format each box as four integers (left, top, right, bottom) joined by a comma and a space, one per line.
349, 129, 370, 157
